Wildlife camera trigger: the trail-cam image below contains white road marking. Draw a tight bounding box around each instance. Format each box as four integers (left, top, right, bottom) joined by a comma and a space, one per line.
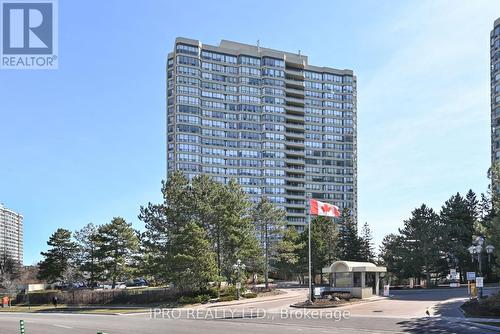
53, 324, 73, 329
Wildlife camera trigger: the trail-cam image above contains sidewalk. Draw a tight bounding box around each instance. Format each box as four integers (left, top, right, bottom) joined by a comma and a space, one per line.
430, 296, 500, 332
199, 288, 307, 309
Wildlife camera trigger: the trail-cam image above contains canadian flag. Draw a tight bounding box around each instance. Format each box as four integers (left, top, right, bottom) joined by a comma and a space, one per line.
310, 199, 341, 217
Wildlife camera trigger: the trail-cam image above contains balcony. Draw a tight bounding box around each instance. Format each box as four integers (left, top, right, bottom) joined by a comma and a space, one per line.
285, 68, 304, 80
285, 114, 304, 122
285, 122, 304, 131
286, 183, 305, 192
285, 139, 305, 149
285, 149, 304, 157
285, 193, 305, 200
286, 131, 305, 140
285, 79, 304, 89
285, 157, 305, 165
286, 96, 305, 106
285, 201, 305, 209
286, 189, 305, 195
286, 211, 306, 217
286, 172, 305, 180
285, 104, 305, 115
286, 87, 305, 98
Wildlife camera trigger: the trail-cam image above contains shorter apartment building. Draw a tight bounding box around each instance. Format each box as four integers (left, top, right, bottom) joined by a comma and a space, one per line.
0, 203, 24, 264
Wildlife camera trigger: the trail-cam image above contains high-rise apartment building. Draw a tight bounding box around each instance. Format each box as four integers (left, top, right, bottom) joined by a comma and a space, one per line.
167, 38, 357, 230
0, 203, 23, 264
492, 18, 500, 166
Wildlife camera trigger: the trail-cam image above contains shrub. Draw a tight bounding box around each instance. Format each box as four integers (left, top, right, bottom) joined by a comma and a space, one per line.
202, 287, 219, 299
178, 296, 197, 304
242, 292, 257, 298
196, 294, 211, 304
219, 295, 236, 302
178, 293, 212, 305
220, 285, 245, 298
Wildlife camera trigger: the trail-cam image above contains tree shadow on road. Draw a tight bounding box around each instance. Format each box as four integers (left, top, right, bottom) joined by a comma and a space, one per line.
397, 317, 483, 333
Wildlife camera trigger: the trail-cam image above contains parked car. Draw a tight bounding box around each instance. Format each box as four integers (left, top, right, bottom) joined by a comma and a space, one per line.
125, 278, 149, 288
115, 282, 127, 289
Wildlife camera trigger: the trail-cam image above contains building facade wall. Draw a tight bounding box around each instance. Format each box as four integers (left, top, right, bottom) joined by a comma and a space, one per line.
166, 38, 357, 229
0, 204, 23, 264
492, 18, 500, 165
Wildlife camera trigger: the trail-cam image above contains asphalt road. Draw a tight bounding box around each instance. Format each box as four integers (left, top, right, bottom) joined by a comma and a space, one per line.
0, 287, 497, 334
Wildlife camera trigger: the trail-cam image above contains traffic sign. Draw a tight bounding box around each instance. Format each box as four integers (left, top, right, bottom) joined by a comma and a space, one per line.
383, 285, 390, 297
466, 272, 476, 281
476, 277, 484, 288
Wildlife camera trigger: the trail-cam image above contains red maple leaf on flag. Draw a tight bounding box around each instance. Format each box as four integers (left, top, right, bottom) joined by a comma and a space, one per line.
321, 203, 331, 213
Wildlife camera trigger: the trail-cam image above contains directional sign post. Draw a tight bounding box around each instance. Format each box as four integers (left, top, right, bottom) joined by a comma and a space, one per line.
476, 277, 484, 298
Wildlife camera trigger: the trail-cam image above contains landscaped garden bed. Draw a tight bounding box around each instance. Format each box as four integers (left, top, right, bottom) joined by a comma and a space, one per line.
461, 292, 500, 317
291, 293, 357, 308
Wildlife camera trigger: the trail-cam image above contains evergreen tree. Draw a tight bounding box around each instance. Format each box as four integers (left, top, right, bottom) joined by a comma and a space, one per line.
0, 254, 21, 290
252, 197, 286, 288
139, 172, 261, 289
74, 223, 102, 288
322, 216, 340, 264
298, 216, 337, 280
96, 217, 139, 289
38, 228, 78, 283
399, 204, 440, 287
275, 227, 304, 281
360, 222, 375, 262
439, 193, 475, 282
378, 234, 408, 284
336, 208, 363, 261
165, 221, 217, 291
465, 189, 479, 222
139, 172, 191, 285
218, 179, 261, 281
479, 193, 493, 223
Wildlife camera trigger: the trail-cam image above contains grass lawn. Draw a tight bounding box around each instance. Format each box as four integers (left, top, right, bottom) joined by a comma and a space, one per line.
0, 304, 150, 314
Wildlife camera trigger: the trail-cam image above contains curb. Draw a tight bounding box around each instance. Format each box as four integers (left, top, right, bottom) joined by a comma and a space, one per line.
460, 320, 500, 333
290, 296, 387, 309
205, 291, 300, 308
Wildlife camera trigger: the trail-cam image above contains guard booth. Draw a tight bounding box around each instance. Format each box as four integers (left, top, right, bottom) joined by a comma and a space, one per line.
322, 261, 387, 299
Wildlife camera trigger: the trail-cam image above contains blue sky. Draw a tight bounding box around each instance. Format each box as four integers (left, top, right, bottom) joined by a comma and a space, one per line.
1, 0, 499, 264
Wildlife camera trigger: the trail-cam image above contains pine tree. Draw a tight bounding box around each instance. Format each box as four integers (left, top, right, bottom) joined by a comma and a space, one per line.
360, 222, 375, 262
96, 217, 139, 289
399, 204, 440, 287
252, 197, 286, 288
439, 193, 475, 282
378, 234, 408, 283
165, 222, 217, 291
0, 253, 21, 290
74, 223, 102, 288
139, 172, 261, 289
275, 227, 304, 281
466, 189, 479, 221
336, 208, 363, 261
38, 228, 78, 283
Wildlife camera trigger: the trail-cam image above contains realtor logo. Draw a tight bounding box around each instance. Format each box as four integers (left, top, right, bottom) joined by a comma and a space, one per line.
1, 0, 58, 69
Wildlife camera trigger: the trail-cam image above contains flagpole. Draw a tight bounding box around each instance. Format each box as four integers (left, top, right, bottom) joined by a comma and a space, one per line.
306, 193, 312, 302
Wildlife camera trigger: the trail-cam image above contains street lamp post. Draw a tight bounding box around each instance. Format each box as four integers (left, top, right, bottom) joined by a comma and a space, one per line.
468, 236, 495, 299
233, 259, 246, 300
486, 245, 495, 264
